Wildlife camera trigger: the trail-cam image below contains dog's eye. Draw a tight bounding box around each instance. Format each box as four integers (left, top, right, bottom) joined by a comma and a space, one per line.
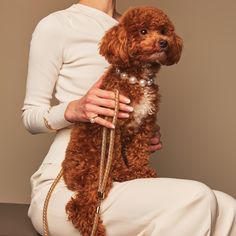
140, 29, 148, 35
160, 28, 167, 35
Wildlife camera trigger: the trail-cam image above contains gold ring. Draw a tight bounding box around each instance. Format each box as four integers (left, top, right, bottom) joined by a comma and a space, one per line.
89, 115, 98, 124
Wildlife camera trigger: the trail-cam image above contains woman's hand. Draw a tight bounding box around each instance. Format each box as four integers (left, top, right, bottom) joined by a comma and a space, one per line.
64, 76, 133, 129
149, 125, 163, 153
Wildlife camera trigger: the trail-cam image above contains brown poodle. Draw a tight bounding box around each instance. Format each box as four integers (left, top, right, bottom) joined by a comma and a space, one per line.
62, 6, 183, 236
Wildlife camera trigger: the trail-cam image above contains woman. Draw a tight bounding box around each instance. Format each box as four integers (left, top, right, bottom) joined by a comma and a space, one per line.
22, 0, 236, 235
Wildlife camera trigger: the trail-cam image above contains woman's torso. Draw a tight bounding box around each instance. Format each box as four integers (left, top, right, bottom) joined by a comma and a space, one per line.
42, 3, 118, 165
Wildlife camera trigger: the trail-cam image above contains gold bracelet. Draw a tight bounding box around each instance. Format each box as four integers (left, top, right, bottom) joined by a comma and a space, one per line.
43, 117, 57, 131
43, 108, 57, 131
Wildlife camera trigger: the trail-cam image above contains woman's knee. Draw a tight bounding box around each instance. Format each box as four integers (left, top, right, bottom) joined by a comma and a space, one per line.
213, 190, 236, 217
180, 180, 218, 217
191, 181, 217, 201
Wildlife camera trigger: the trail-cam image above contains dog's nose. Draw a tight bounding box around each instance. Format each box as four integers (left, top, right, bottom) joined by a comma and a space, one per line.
159, 40, 168, 49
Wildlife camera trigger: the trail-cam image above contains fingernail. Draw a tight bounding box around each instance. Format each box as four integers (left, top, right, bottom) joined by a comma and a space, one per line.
125, 98, 131, 104
121, 113, 129, 118
128, 106, 134, 112
110, 124, 115, 129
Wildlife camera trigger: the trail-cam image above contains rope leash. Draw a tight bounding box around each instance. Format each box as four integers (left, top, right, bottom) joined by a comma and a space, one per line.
90, 89, 119, 236
42, 169, 63, 236
42, 89, 120, 236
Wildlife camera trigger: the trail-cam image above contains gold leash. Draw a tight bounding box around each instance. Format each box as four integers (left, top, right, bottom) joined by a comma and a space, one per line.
42, 89, 120, 236
42, 169, 63, 236
90, 89, 119, 236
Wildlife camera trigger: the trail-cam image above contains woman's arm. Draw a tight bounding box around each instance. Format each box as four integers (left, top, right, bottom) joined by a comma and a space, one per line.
21, 13, 72, 134
22, 12, 133, 134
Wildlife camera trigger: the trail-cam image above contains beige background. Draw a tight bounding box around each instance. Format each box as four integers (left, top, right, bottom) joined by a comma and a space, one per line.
0, 0, 235, 204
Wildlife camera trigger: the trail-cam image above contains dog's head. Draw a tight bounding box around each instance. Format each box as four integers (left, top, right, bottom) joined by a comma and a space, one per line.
100, 6, 183, 67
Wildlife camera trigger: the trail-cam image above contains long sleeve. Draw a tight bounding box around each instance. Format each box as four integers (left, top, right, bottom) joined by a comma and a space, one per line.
22, 13, 72, 134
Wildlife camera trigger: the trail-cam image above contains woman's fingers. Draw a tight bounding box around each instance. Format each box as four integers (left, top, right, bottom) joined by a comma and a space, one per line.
150, 136, 161, 145
149, 143, 163, 152
69, 82, 133, 128
86, 111, 114, 129
86, 95, 133, 113
89, 88, 131, 104
84, 89, 133, 123
149, 129, 163, 153
85, 104, 130, 119
92, 116, 115, 129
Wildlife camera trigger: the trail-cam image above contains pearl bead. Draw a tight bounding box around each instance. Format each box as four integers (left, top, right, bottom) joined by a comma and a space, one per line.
120, 72, 128, 79
139, 79, 147, 87
147, 78, 154, 86
129, 76, 137, 84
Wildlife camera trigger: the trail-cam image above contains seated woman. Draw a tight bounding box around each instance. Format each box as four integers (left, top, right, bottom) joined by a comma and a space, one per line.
22, 0, 236, 235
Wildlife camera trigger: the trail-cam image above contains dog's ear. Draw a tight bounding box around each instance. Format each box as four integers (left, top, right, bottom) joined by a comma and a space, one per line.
99, 24, 129, 66
166, 34, 183, 65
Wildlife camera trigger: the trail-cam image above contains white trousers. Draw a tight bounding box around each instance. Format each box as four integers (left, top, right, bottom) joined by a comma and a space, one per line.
28, 163, 236, 236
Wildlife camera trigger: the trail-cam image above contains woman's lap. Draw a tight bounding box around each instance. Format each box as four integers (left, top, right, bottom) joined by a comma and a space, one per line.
102, 178, 218, 236
28, 174, 236, 236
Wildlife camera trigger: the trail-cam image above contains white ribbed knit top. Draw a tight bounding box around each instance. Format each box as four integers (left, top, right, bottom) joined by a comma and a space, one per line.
22, 3, 118, 134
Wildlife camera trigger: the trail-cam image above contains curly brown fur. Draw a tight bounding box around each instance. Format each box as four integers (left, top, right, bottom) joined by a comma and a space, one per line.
62, 6, 183, 236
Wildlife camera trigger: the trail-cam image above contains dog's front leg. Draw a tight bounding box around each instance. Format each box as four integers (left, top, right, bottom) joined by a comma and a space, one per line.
120, 119, 158, 180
